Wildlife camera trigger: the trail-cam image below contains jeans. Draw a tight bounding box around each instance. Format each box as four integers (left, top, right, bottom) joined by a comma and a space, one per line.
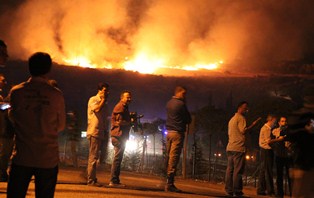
87, 136, 102, 183
7, 163, 58, 198
257, 148, 274, 195
165, 131, 184, 182
225, 151, 245, 195
110, 137, 126, 183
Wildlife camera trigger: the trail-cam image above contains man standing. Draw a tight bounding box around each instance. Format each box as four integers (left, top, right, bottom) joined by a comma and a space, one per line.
270, 116, 291, 197
86, 83, 109, 187
165, 86, 191, 192
109, 90, 132, 187
225, 101, 260, 197
257, 114, 277, 196
0, 74, 14, 182
7, 52, 66, 198
0, 39, 13, 182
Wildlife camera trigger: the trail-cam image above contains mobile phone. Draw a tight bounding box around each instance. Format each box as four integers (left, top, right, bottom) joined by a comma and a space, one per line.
0, 103, 11, 111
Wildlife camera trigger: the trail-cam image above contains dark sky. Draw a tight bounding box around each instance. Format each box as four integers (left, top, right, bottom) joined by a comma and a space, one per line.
1, 0, 314, 73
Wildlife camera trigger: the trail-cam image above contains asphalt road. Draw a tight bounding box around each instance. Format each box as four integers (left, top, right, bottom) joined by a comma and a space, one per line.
0, 166, 275, 198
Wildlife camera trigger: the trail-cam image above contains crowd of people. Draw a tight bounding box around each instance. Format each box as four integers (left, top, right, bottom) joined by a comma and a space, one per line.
225, 102, 314, 197
0, 40, 192, 197
0, 39, 313, 198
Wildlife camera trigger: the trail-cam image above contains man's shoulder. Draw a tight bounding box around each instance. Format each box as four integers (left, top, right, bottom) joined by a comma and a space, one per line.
260, 124, 269, 133
88, 95, 99, 103
113, 101, 124, 112
167, 97, 183, 107
230, 113, 245, 121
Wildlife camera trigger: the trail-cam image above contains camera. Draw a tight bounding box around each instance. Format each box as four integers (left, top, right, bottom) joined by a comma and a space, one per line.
130, 112, 144, 133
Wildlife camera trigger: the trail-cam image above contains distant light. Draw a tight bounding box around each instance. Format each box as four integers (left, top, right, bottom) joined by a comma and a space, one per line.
245, 155, 250, 160
81, 131, 87, 138
164, 131, 168, 135
214, 153, 222, 157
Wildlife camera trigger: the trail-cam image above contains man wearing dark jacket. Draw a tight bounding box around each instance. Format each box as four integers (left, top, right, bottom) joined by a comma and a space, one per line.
165, 86, 191, 192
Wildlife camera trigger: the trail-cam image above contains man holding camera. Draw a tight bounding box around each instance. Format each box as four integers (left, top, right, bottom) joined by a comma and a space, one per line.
109, 90, 132, 187
86, 83, 109, 187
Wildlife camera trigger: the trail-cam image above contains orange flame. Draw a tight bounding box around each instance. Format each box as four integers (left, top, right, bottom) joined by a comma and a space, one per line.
61, 52, 223, 75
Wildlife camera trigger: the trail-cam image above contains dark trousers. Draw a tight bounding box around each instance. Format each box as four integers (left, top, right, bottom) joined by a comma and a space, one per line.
0, 137, 14, 180
257, 148, 274, 195
165, 132, 184, 183
275, 156, 291, 196
225, 151, 245, 194
7, 163, 58, 198
110, 137, 126, 183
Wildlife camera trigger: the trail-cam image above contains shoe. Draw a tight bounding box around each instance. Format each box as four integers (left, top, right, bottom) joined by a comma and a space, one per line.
165, 184, 182, 192
108, 182, 126, 188
225, 192, 234, 197
87, 181, 103, 187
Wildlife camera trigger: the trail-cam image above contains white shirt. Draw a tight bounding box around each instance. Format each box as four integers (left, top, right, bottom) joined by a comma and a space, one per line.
259, 124, 272, 149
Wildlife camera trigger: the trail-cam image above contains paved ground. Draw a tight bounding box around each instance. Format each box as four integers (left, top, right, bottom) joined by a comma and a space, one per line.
0, 166, 287, 198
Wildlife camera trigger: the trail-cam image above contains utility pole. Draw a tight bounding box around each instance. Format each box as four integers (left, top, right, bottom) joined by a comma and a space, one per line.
182, 125, 189, 179
208, 133, 212, 182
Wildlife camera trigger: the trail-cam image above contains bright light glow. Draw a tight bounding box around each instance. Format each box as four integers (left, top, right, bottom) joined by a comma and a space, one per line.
64, 56, 95, 68
214, 153, 222, 157
61, 53, 223, 75
246, 155, 250, 160
123, 52, 165, 74
81, 131, 86, 138
125, 135, 138, 152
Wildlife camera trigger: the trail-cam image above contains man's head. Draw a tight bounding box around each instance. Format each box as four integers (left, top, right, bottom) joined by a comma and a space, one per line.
174, 86, 187, 101
97, 82, 109, 99
237, 101, 249, 115
120, 90, 132, 105
278, 116, 287, 127
0, 40, 8, 66
266, 114, 277, 128
28, 52, 52, 77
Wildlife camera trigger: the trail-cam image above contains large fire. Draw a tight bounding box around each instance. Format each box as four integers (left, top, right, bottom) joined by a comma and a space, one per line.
1, 0, 309, 75
60, 52, 223, 75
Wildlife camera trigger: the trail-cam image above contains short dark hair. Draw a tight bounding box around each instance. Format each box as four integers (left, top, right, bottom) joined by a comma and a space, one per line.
0, 40, 7, 48
174, 86, 186, 95
266, 114, 277, 121
28, 52, 52, 76
97, 82, 109, 91
237, 101, 248, 109
120, 90, 131, 98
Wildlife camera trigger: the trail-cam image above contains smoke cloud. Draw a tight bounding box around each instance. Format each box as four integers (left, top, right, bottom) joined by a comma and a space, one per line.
0, 0, 313, 73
